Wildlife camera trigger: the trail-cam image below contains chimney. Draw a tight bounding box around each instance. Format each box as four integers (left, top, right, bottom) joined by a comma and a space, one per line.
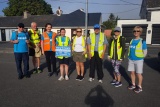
23, 10, 31, 19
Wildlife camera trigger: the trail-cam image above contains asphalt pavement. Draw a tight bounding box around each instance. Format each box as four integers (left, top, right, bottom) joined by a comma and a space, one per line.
0, 42, 160, 107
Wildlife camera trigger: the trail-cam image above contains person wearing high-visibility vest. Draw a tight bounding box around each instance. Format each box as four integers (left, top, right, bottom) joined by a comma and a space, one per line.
28, 22, 42, 74
108, 27, 126, 87
41, 23, 57, 77
56, 28, 71, 81
72, 28, 87, 81
87, 24, 108, 83
127, 26, 147, 93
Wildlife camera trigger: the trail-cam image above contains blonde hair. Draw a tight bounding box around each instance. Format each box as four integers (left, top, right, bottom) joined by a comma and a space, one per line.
76, 27, 82, 31
133, 26, 143, 33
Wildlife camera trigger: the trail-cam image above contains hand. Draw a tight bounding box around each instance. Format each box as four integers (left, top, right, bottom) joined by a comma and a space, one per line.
89, 53, 92, 59
25, 40, 29, 44
108, 56, 111, 61
41, 51, 44, 55
119, 59, 123, 62
14, 40, 19, 43
101, 52, 105, 59
82, 51, 86, 55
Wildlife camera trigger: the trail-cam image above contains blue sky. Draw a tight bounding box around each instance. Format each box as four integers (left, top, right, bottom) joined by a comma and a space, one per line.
0, 0, 142, 21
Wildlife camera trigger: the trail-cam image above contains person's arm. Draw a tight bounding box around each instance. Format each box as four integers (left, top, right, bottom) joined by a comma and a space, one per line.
10, 31, 18, 44
142, 41, 147, 57
101, 36, 108, 59
87, 36, 91, 59
120, 37, 126, 60
41, 35, 44, 55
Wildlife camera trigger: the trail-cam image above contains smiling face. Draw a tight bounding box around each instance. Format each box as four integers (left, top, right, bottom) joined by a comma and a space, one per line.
133, 26, 143, 38
31, 22, 37, 31
76, 28, 82, 37
60, 29, 66, 36
94, 28, 100, 34
114, 30, 121, 36
46, 25, 52, 32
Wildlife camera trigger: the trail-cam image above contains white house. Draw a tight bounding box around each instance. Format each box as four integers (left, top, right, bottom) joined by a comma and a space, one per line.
0, 10, 102, 41
117, 0, 160, 44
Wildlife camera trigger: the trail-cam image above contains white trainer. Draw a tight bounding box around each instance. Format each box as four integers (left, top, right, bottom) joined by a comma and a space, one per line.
58, 76, 64, 81
65, 75, 69, 80
88, 78, 94, 82
98, 80, 103, 83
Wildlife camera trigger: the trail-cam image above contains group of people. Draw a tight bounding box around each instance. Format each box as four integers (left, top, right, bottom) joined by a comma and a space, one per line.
10, 22, 147, 93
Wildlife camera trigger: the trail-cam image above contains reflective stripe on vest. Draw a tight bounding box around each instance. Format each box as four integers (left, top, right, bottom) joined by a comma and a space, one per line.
72, 36, 86, 51
56, 36, 69, 59
110, 36, 122, 60
128, 39, 144, 58
90, 32, 104, 58
29, 29, 40, 44
43, 32, 56, 51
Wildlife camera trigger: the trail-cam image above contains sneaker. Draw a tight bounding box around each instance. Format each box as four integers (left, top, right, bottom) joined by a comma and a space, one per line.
65, 75, 69, 80
79, 76, 84, 81
88, 78, 94, 82
110, 80, 117, 85
37, 68, 42, 73
128, 85, 136, 90
58, 76, 64, 81
18, 75, 23, 80
76, 75, 81, 80
114, 81, 122, 87
134, 86, 143, 93
33, 69, 37, 74
98, 80, 103, 83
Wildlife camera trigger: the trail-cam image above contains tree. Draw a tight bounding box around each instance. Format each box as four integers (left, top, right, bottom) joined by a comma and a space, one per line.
3, 0, 53, 16
103, 13, 120, 29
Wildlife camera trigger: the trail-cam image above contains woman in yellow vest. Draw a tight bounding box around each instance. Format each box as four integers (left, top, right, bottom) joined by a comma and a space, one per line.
108, 27, 126, 87
72, 28, 86, 81
56, 28, 71, 81
41, 23, 57, 77
127, 26, 147, 93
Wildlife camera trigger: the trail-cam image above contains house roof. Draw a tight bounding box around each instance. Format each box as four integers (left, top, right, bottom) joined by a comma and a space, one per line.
0, 10, 101, 28
145, 0, 160, 8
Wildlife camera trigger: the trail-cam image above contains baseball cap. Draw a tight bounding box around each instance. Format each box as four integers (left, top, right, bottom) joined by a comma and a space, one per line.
114, 27, 121, 32
94, 24, 100, 29
18, 23, 24, 28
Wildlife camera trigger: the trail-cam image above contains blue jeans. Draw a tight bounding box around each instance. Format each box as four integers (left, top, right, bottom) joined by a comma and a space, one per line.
14, 52, 29, 76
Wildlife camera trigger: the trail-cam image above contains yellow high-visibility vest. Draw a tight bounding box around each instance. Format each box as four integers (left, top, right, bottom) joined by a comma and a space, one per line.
128, 39, 144, 58
110, 36, 122, 60
90, 32, 104, 58
56, 36, 70, 59
28, 29, 40, 44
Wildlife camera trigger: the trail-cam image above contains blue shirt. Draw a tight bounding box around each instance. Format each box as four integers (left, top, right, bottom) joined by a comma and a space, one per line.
87, 33, 108, 51
41, 32, 54, 51
56, 36, 71, 46
128, 39, 147, 60
10, 31, 29, 53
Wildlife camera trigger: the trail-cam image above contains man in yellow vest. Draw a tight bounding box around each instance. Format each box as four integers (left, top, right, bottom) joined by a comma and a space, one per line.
108, 27, 126, 87
28, 22, 42, 74
87, 24, 108, 83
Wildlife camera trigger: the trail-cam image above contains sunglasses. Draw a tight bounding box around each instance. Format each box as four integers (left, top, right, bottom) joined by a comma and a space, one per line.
133, 30, 140, 33
114, 30, 120, 32
77, 31, 82, 33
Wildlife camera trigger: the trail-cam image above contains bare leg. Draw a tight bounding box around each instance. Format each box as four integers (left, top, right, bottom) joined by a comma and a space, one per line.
130, 71, 136, 85
76, 62, 80, 75
80, 62, 84, 76
64, 64, 69, 76
60, 64, 64, 76
137, 73, 143, 87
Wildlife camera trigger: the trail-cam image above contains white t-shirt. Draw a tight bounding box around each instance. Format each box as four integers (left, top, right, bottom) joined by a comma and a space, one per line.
74, 36, 84, 52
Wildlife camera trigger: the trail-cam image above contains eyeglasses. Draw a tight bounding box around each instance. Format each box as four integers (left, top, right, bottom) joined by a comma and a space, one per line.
77, 31, 82, 33
114, 30, 120, 32
133, 30, 140, 33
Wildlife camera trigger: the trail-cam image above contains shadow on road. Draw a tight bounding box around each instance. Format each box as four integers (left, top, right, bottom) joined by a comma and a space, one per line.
104, 60, 131, 85
144, 57, 160, 73
85, 85, 114, 107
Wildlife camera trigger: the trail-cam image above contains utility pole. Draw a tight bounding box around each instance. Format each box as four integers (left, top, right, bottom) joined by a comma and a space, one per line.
85, 0, 88, 37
